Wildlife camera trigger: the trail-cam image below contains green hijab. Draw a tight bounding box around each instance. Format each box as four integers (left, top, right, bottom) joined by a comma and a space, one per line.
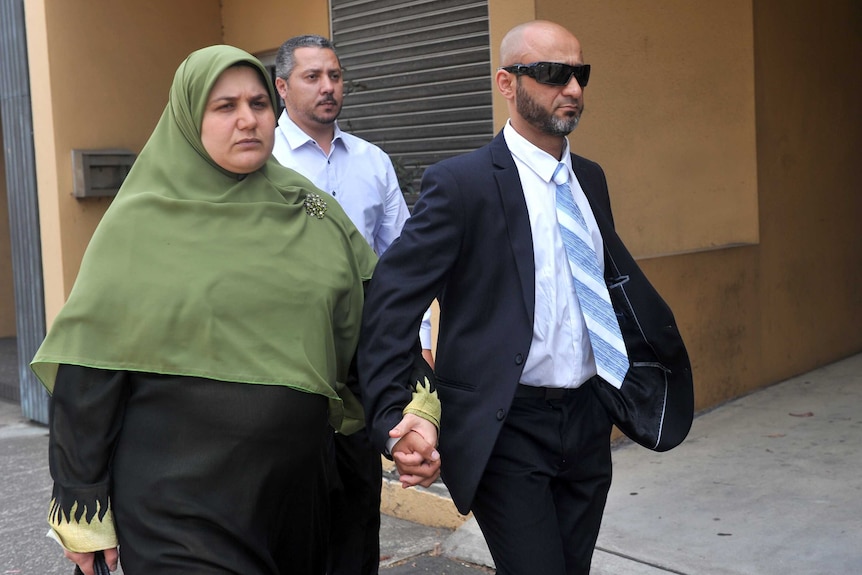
31, 45, 376, 433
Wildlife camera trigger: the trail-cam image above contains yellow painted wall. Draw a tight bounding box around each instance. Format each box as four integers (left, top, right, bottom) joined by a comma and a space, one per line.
539, 0, 759, 258
0, 129, 14, 336
222, 0, 331, 55
25, 0, 223, 324
663, 0, 862, 402
752, 0, 862, 381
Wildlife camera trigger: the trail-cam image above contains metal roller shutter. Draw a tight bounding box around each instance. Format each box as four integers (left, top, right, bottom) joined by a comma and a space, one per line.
330, 0, 494, 205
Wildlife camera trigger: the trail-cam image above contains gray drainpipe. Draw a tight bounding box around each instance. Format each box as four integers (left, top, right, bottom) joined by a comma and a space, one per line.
0, 0, 49, 423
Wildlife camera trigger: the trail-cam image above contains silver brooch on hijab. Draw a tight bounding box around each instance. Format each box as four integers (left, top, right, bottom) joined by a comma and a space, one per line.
304, 193, 327, 219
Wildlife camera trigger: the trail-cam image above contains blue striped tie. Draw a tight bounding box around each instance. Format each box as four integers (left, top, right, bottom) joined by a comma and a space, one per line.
553, 163, 629, 389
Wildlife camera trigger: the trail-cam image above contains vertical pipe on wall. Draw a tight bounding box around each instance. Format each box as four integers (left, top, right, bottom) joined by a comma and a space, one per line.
0, 0, 49, 423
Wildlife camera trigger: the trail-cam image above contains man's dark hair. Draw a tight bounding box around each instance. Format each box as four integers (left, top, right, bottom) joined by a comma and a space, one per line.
275, 34, 339, 80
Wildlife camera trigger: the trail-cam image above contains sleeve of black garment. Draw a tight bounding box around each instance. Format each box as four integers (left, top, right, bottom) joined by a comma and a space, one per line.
48, 365, 128, 524
358, 161, 461, 454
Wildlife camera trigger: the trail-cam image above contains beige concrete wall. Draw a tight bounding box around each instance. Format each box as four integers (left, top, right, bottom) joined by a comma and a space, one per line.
0, 129, 14, 337
662, 0, 862, 403
25, 0, 223, 325
752, 0, 862, 382
222, 0, 331, 55
538, 0, 759, 258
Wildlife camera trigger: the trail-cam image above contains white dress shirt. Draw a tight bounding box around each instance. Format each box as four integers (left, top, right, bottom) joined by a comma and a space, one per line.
273, 111, 432, 348
273, 111, 410, 255
503, 121, 604, 388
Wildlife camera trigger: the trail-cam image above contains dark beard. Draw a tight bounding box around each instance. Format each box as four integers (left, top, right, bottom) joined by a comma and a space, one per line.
310, 97, 342, 125
515, 79, 580, 136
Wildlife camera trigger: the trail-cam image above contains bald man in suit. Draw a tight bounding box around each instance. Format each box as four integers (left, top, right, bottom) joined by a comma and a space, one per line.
358, 20, 693, 575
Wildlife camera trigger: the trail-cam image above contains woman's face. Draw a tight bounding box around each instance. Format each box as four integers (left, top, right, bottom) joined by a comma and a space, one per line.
201, 65, 275, 174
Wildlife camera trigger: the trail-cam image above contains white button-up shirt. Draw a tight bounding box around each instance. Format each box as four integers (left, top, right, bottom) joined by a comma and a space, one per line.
504, 121, 602, 388
273, 111, 410, 256
273, 111, 431, 348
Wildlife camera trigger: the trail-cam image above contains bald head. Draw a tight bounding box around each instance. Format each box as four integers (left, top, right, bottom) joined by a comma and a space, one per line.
500, 20, 583, 67
495, 20, 587, 157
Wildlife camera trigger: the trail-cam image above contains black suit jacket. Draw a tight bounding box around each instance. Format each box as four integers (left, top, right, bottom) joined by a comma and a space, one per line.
358, 132, 693, 514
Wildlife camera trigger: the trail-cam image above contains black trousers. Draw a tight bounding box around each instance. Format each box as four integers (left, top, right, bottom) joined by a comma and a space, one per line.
470, 380, 613, 575
326, 427, 383, 575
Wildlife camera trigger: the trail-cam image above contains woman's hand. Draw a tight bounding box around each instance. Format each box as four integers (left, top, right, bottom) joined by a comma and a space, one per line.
65, 547, 118, 574
389, 413, 441, 488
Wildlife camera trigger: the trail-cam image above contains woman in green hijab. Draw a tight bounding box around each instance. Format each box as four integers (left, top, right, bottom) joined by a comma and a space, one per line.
32, 45, 376, 574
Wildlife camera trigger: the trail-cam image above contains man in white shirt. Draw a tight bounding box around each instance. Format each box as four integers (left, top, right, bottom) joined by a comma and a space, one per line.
272, 34, 433, 575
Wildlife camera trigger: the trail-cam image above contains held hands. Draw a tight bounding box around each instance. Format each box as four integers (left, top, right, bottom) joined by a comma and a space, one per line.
390, 351, 441, 488
389, 413, 441, 488
66, 547, 117, 575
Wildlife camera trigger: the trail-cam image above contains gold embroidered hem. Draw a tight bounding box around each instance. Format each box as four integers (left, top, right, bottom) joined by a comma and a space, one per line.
47, 498, 118, 553
403, 375, 441, 428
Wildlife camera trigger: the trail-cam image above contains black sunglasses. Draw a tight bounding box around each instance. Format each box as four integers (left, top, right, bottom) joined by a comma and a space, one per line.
501, 62, 591, 87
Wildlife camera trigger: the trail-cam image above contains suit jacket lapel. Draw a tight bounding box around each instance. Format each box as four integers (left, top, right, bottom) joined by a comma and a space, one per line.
490, 133, 535, 324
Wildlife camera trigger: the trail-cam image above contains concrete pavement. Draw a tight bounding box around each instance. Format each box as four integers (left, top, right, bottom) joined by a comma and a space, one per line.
2, 352, 861, 573
593, 352, 862, 574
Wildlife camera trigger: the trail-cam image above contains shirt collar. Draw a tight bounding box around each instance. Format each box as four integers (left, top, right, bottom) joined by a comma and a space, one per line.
503, 120, 572, 183
277, 110, 348, 152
